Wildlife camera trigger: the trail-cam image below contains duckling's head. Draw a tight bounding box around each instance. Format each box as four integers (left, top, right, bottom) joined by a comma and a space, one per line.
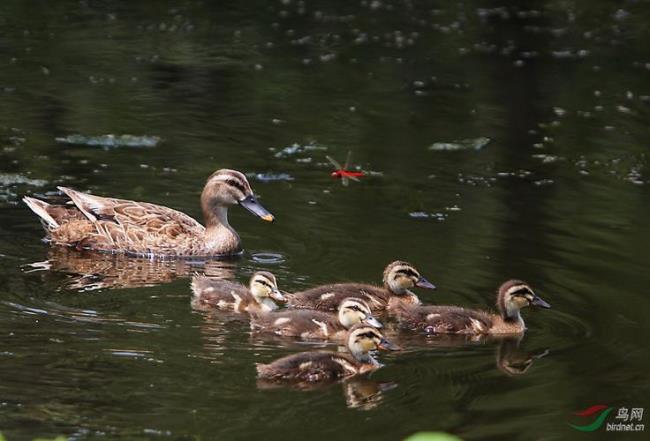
497, 279, 551, 322
338, 298, 383, 329
382, 261, 436, 295
249, 271, 286, 309
346, 324, 400, 363
202, 169, 274, 222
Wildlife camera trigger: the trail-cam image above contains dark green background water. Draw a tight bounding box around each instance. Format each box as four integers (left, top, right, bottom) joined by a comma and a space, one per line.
1, 1, 649, 440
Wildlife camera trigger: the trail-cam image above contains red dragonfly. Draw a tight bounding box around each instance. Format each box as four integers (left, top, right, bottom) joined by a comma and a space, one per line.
326, 151, 365, 186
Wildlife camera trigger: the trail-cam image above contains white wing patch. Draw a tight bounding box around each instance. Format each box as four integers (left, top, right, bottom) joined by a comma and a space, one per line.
426, 313, 441, 321
230, 292, 242, 310
469, 318, 486, 333
299, 361, 313, 370
311, 319, 329, 337
361, 290, 384, 307
320, 292, 335, 300
332, 357, 358, 375
274, 317, 292, 326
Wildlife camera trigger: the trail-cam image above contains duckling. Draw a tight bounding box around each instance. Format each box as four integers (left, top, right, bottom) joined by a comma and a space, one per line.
395, 279, 551, 335
191, 271, 286, 313
256, 324, 400, 382
250, 297, 383, 340
285, 261, 435, 312
23, 169, 274, 258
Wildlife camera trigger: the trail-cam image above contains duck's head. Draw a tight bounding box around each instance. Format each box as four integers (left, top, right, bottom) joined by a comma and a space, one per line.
382, 261, 436, 295
346, 324, 400, 363
249, 271, 286, 309
497, 279, 551, 322
201, 169, 274, 222
338, 298, 383, 329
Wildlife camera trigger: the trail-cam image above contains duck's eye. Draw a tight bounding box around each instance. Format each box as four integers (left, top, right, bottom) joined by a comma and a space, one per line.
226, 179, 247, 194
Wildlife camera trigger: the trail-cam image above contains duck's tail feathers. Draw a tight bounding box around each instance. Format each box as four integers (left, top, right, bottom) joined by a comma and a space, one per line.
23, 197, 59, 229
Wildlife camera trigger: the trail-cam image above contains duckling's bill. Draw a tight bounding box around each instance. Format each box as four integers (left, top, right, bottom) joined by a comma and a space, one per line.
364, 315, 383, 328
270, 289, 287, 303
378, 337, 401, 351
531, 295, 551, 308
415, 276, 436, 289
239, 194, 274, 222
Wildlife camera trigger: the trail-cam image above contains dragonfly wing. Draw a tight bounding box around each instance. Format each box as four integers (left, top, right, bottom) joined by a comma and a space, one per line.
326, 155, 343, 170
344, 151, 352, 170
341, 176, 349, 186
347, 175, 361, 182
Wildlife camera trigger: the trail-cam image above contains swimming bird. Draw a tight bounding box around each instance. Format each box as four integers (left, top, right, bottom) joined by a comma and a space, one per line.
394, 279, 551, 335
191, 271, 286, 313
23, 169, 273, 258
256, 324, 399, 382
285, 261, 435, 312
250, 297, 382, 340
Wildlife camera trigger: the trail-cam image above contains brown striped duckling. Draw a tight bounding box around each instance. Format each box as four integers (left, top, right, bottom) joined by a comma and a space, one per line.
23, 169, 273, 258
395, 279, 551, 335
256, 324, 400, 383
250, 297, 382, 340
191, 271, 286, 313
285, 261, 435, 312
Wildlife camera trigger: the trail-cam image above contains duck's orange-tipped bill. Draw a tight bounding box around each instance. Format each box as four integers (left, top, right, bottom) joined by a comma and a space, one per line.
239, 194, 274, 222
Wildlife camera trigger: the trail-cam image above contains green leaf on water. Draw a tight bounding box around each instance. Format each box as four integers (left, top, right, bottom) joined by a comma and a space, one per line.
405, 432, 464, 441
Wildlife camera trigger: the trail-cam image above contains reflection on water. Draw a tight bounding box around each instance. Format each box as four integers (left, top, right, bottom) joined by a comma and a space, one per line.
24, 246, 239, 291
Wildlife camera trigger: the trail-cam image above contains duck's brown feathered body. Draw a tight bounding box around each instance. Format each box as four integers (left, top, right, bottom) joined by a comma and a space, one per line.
256, 351, 374, 382
256, 324, 397, 383
285, 261, 435, 312
26, 189, 213, 257
395, 304, 502, 335
286, 284, 386, 312
251, 309, 347, 340
191, 272, 285, 313
192, 278, 256, 312
285, 283, 420, 312
394, 280, 551, 336
23, 169, 274, 258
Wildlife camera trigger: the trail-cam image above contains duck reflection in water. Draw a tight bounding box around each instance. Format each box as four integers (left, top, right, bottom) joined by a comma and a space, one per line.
24, 246, 238, 291
495, 336, 549, 376
392, 332, 549, 376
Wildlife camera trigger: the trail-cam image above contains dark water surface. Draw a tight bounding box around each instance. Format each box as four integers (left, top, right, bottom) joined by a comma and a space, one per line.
1, 1, 649, 440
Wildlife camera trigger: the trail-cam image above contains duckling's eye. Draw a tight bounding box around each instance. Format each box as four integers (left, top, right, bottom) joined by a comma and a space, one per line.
512, 288, 533, 297
255, 279, 274, 290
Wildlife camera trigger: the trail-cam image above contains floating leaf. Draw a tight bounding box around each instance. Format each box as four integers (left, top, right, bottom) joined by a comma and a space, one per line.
55, 134, 160, 148
428, 137, 490, 151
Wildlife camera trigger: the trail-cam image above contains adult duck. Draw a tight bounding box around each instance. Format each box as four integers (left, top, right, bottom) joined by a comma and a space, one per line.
23, 169, 273, 258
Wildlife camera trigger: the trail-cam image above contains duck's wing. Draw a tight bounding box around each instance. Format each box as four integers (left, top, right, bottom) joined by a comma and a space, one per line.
287, 284, 387, 311
191, 276, 251, 309
410, 305, 494, 335
54, 187, 204, 254
257, 351, 356, 381
251, 310, 340, 338
23, 196, 86, 229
